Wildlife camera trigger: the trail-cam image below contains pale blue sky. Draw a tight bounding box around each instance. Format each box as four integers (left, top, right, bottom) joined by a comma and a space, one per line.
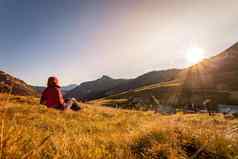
0, 0, 238, 86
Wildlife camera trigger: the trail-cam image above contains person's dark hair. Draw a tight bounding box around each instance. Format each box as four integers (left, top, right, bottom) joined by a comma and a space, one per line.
47, 76, 60, 87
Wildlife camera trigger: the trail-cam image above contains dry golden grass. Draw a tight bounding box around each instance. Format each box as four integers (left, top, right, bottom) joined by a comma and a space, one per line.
0, 94, 238, 159
134, 80, 182, 92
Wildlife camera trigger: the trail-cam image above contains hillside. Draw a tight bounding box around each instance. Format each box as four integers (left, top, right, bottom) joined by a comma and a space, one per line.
179, 42, 238, 91
177, 41, 238, 104
0, 94, 238, 159
105, 69, 181, 96
66, 69, 180, 101
0, 70, 38, 96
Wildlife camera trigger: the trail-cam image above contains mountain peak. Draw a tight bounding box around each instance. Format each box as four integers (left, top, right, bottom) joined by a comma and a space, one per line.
100, 75, 112, 80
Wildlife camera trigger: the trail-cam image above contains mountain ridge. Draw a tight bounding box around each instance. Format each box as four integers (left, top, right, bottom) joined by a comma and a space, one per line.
66, 69, 181, 101
66, 75, 131, 100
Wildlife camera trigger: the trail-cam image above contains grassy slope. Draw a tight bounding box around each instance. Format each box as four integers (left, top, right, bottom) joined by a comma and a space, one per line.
103, 78, 236, 110
0, 94, 238, 159
101, 80, 182, 109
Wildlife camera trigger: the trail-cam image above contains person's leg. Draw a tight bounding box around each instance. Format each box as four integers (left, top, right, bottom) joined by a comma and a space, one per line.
64, 99, 73, 109
71, 98, 81, 111
52, 105, 65, 111
63, 98, 80, 111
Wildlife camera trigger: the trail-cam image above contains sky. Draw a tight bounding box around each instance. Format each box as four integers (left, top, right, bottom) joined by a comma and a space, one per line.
0, 0, 238, 86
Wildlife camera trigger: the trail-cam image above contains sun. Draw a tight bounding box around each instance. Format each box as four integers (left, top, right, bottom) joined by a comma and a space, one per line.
186, 47, 205, 65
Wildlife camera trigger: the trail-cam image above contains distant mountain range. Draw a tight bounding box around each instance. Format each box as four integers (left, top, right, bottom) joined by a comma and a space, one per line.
65, 69, 181, 101
0, 71, 37, 96
33, 84, 78, 95
65, 75, 130, 100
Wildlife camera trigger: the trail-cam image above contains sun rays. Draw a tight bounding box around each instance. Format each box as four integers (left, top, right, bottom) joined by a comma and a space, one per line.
186, 48, 205, 65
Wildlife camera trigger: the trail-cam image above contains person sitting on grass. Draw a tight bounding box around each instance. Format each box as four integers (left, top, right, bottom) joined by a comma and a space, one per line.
40, 76, 80, 111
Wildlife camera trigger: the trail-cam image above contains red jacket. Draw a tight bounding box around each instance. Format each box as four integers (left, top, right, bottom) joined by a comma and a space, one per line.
40, 86, 65, 109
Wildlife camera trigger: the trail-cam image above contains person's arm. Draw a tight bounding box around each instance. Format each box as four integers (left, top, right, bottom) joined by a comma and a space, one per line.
40, 97, 47, 105
56, 88, 65, 106
40, 90, 47, 105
